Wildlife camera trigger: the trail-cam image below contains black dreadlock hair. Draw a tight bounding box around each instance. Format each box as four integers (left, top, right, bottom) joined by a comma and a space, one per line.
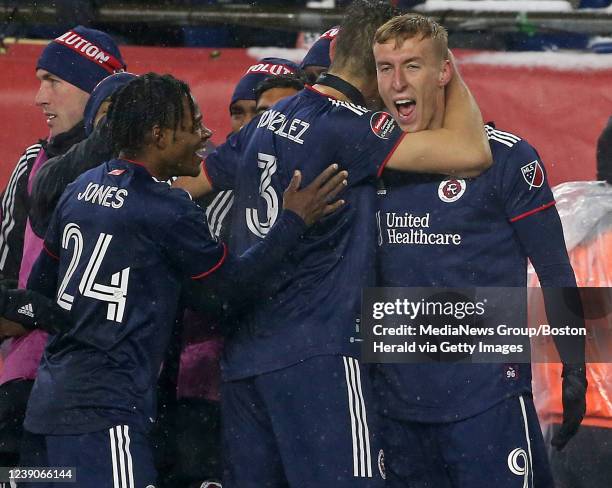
254, 74, 307, 103
106, 72, 196, 157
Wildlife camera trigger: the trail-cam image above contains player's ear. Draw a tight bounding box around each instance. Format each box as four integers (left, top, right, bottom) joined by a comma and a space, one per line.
329, 37, 337, 62
150, 125, 166, 149
439, 58, 452, 87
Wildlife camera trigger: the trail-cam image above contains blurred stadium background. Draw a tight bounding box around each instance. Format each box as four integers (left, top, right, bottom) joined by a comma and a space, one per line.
1, 0, 611, 186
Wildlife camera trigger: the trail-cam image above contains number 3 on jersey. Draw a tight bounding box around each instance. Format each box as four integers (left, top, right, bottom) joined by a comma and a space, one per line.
56, 223, 130, 323
246, 152, 280, 238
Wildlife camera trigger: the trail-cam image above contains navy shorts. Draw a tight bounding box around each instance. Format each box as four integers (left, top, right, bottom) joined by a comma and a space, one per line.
379, 394, 554, 488
20, 425, 156, 488
222, 355, 385, 487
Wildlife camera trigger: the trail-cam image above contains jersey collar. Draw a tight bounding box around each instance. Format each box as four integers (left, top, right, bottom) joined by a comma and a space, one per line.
114, 158, 153, 177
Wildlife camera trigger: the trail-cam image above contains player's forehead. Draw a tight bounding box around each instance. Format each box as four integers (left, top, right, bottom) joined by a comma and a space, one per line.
36, 68, 62, 82
375, 36, 436, 63
259, 87, 298, 104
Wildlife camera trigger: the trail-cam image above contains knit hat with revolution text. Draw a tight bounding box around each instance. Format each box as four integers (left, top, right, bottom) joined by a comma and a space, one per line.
230, 57, 300, 108
300, 26, 339, 70
37, 25, 126, 94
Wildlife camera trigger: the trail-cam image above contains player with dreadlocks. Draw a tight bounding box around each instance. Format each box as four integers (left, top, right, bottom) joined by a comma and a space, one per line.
20, 73, 348, 488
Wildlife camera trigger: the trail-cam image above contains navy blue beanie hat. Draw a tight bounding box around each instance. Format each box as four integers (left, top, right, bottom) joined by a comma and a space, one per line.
300, 26, 339, 70
37, 25, 126, 94
83, 72, 137, 136
230, 57, 300, 108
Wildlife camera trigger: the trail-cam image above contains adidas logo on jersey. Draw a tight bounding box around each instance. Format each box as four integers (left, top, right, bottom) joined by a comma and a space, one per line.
17, 303, 34, 318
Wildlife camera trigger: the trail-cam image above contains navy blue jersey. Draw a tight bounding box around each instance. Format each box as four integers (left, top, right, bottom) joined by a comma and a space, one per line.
205, 87, 404, 380
24, 159, 228, 435
374, 126, 556, 422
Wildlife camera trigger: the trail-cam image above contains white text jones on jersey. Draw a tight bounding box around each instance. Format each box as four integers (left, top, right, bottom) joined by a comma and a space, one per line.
76, 182, 128, 209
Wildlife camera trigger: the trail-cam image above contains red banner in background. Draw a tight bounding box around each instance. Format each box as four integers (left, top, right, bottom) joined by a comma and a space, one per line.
460, 59, 612, 187
1, 43, 610, 188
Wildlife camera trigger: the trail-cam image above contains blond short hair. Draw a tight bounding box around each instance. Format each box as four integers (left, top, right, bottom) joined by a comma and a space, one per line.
374, 14, 448, 61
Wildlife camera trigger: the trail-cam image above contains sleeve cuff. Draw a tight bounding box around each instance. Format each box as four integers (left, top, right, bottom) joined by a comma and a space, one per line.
378, 132, 407, 178
279, 209, 307, 233
191, 243, 228, 280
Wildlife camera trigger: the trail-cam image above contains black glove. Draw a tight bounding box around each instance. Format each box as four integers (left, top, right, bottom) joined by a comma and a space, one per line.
0, 287, 72, 335
551, 363, 588, 451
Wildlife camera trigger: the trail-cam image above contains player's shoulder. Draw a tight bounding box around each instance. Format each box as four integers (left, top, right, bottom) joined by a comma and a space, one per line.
326, 98, 371, 122
485, 124, 523, 151
319, 95, 397, 141
153, 179, 192, 203
148, 178, 201, 217
485, 124, 538, 166
303, 86, 370, 119
2, 142, 42, 192
328, 99, 370, 118
14, 141, 43, 170
22, 141, 44, 159
64, 162, 108, 193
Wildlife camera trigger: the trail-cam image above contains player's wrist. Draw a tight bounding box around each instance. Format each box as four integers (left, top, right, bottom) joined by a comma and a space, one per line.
280, 209, 307, 230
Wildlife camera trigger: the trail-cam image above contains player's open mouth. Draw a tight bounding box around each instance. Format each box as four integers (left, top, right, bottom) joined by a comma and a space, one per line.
395, 99, 416, 119
45, 113, 56, 124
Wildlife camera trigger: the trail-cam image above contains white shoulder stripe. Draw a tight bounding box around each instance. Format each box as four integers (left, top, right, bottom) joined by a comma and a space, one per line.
212, 194, 234, 238
23, 143, 43, 156
485, 125, 521, 142
487, 135, 515, 148
25, 145, 43, 155
206, 190, 234, 239
330, 99, 369, 116
491, 127, 521, 142
485, 126, 521, 147
0, 145, 40, 270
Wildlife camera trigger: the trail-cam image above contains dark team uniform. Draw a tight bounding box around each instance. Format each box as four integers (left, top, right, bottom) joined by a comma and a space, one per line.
375, 125, 572, 487
23, 158, 306, 488
204, 86, 405, 486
